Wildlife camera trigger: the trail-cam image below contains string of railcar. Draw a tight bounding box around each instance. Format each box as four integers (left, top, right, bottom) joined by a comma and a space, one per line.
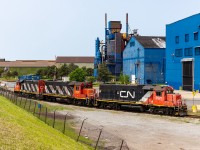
13, 79, 187, 116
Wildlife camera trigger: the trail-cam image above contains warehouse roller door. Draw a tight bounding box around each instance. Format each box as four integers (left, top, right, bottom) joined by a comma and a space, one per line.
182, 60, 193, 91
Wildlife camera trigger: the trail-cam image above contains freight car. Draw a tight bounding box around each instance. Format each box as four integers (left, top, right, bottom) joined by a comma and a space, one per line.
14, 80, 187, 116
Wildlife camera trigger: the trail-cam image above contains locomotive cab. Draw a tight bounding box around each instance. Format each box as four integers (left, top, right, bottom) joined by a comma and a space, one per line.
146, 85, 187, 116
150, 86, 182, 107
73, 82, 96, 100
14, 81, 21, 93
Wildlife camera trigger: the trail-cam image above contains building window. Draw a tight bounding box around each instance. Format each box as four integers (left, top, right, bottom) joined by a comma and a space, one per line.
185, 34, 189, 42
175, 36, 179, 44
184, 47, 193, 56
194, 32, 198, 40
195, 47, 200, 55
130, 41, 135, 47
175, 49, 182, 57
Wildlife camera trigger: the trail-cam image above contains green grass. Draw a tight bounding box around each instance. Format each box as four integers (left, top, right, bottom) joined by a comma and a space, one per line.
38, 101, 74, 112
0, 77, 17, 82
0, 96, 92, 150
9, 67, 44, 76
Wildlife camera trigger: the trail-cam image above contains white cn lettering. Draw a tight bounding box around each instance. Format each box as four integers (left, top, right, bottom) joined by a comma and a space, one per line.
120, 91, 135, 99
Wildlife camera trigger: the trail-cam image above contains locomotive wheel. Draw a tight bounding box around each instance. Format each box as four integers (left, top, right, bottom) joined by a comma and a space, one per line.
149, 107, 154, 114
169, 108, 175, 116
165, 108, 169, 115
114, 104, 121, 110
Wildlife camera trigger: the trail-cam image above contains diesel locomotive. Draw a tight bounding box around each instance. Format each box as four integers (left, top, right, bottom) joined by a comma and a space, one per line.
14, 80, 187, 116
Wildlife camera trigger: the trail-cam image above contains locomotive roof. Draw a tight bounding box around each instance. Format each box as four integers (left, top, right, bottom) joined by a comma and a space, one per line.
153, 85, 173, 92
142, 85, 155, 90
68, 82, 92, 86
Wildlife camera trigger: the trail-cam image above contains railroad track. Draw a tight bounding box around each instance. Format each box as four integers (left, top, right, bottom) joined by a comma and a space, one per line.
186, 115, 200, 119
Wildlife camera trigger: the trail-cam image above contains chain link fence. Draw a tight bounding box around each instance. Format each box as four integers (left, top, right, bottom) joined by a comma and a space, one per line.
0, 87, 129, 150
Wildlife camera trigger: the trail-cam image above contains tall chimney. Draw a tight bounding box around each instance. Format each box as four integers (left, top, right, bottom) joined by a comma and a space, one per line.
126, 13, 128, 38
105, 13, 107, 60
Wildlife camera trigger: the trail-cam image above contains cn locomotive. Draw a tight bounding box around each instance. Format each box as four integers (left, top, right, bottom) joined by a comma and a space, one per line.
14, 79, 187, 116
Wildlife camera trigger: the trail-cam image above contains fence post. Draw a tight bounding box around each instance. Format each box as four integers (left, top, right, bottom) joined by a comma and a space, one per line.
28, 100, 32, 111
8, 93, 10, 100
33, 101, 37, 115
24, 97, 27, 109
45, 107, 47, 124
39, 104, 41, 119
77, 118, 87, 142
20, 97, 22, 106
52, 111, 56, 128
120, 140, 124, 150
10, 93, 12, 101
15, 95, 17, 105
12, 94, 14, 102
94, 129, 103, 150
63, 113, 68, 134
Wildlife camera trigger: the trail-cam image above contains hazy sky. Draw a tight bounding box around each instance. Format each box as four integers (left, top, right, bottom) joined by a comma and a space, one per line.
0, 0, 200, 60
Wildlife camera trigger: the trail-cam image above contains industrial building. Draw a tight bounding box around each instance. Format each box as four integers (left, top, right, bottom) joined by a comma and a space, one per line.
123, 36, 166, 84
0, 60, 55, 68
94, 14, 129, 77
56, 56, 94, 68
94, 14, 166, 85
0, 56, 94, 69
166, 13, 200, 91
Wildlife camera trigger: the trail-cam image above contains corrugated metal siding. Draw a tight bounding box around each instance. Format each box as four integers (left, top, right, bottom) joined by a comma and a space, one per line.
123, 37, 165, 84
166, 13, 200, 90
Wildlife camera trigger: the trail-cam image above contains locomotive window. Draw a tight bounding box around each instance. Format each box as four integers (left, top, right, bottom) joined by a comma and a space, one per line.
156, 92, 162, 96
166, 90, 173, 94
76, 86, 79, 91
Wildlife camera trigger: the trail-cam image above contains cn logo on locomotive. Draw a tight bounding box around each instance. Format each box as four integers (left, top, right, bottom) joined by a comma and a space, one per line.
117, 91, 135, 99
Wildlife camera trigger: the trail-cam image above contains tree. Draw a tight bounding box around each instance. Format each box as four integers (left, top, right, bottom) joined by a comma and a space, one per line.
86, 68, 94, 76
12, 71, 19, 77
68, 63, 79, 74
44, 65, 57, 79
86, 76, 96, 83
57, 64, 70, 78
36, 69, 44, 78
119, 73, 130, 84
69, 68, 87, 82
97, 63, 112, 82
0, 68, 4, 77
5, 71, 12, 77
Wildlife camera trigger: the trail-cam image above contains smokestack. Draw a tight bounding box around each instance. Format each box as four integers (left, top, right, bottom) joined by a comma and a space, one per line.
105, 13, 107, 29
126, 13, 128, 38
105, 13, 107, 60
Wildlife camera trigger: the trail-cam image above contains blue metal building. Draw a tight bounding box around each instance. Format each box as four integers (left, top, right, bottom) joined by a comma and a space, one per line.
166, 13, 200, 91
123, 36, 166, 84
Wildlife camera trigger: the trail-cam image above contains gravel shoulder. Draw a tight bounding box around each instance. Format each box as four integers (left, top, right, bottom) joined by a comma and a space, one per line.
52, 104, 200, 150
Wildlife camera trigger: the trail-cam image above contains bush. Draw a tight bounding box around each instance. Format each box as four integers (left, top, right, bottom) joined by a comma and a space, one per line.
69, 68, 87, 82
